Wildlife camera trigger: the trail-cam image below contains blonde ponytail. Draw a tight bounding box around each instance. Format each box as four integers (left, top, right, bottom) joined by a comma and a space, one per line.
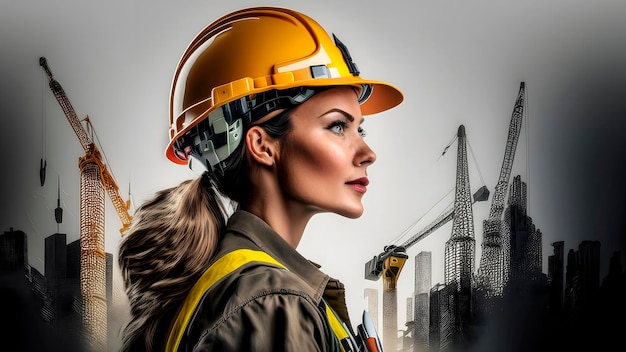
118, 175, 226, 351
118, 99, 294, 351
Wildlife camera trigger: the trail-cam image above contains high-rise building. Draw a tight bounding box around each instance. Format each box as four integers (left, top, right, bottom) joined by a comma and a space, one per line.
43, 233, 84, 349
564, 240, 601, 316
406, 296, 413, 323
415, 252, 432, 296
46, 234, 68, 280
66, 239, 83, 320
0, 229, 27, 271
45, 233, 68, 326
548, 241, 565, 313
67, 239, 81, 281
364, 287, 379, 332
429, 283, 457, 352
505, 176, 543, 283
413, 252, 431, 352
106, 253, 113, 305
577, 240, 601, 305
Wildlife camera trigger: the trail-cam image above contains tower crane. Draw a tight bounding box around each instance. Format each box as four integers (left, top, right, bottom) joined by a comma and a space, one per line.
364, 125, 489, 350
40, 57, 132, 351
477, 81, 526, 297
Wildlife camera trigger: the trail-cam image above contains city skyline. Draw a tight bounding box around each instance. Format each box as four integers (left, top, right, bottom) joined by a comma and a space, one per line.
2, 176, 623, 351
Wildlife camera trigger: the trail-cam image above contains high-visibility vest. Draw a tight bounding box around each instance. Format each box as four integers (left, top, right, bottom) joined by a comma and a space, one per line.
165, 248, 356, 352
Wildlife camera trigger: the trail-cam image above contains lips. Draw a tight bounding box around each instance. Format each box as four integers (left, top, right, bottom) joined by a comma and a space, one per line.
346, 177, 369, 193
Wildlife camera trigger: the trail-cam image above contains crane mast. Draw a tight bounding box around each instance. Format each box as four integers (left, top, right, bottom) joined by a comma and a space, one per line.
442, 125, 477, 345
477, 82, 526, 297
40, 57, 132, 351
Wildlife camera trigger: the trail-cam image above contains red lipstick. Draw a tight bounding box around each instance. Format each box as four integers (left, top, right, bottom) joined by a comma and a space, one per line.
346, 177, 369, 193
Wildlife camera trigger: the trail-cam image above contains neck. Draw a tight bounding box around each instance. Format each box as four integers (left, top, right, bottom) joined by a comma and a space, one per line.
241, 183, 315, 249
245, 206, 310, 248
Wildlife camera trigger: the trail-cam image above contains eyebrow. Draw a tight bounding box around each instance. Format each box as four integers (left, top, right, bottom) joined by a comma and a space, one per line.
320, 108, 365, 124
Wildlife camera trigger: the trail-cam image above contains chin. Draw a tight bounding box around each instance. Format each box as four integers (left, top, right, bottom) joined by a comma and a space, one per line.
338, 206, 364, 219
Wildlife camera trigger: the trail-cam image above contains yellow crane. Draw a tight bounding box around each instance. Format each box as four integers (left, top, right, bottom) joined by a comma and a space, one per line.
40, 57, 132, 351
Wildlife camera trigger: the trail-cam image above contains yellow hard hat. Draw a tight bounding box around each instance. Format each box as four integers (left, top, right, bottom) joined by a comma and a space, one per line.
166, 6, 404, 168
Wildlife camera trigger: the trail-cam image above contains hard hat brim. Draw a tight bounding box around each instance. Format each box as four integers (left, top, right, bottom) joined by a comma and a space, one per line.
165, 78, 403, 165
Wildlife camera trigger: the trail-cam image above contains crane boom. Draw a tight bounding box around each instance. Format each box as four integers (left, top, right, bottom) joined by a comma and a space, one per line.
477, 82, 526, 297
39, 58, 91, 153
486, 82, 525, 222
401, 182, 489, 250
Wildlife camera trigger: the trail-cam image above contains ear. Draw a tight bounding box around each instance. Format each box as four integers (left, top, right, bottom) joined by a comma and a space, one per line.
245, 126, 277, 167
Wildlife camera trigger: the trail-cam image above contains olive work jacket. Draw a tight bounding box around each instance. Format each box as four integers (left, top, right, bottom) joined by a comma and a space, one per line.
170, 210, 353, 352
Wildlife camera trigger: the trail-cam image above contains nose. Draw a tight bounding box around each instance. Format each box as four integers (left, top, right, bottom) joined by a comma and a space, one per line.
355, 138, 377, 167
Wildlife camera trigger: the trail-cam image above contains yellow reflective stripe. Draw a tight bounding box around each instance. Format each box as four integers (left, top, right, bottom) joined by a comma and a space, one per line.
325, 304, 350, 352
165, 249, 285, 352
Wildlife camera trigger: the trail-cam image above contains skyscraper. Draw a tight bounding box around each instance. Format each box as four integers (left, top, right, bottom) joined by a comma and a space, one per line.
413, 252, 431, 352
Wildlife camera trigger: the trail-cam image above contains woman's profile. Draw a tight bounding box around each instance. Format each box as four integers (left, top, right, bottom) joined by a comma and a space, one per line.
118, 6, 403, 352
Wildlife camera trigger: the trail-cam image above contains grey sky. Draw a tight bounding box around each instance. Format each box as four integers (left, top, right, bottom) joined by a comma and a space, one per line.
2, 0, 626, 341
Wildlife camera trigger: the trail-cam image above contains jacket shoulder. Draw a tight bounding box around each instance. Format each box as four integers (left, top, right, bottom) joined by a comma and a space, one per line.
185, 265, 335, 351
196, 288, 335, 351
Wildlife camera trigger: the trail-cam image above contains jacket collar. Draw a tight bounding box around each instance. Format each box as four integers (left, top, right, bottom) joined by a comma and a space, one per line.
225, 210, 330, 303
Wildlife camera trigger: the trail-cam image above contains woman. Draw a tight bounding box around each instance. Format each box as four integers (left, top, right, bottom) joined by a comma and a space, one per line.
118, 6, 403, 352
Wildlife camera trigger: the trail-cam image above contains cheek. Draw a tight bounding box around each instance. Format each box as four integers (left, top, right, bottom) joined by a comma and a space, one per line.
281, 136, 346, 181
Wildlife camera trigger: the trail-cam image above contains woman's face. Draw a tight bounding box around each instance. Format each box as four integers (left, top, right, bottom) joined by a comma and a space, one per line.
276, 86, 377, 219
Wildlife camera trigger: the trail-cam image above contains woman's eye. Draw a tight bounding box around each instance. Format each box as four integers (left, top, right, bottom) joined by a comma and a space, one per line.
358, 127, 367, 138
329, 121, 346, 134
328, 120, 366, 137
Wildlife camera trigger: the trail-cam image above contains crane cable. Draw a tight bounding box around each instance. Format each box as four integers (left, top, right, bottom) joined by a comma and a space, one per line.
390, 131, 457, 246
83, 117, 134, 213
83, 117, 136, 220
438, 128, 487, 187
524, 84, 531, 215
128, 172, 136, 213
467, 139, 486, 188
84, 117, 119, 186
41, 67, 46, 159
391, 187, 455, 247
40, 67, 47, 187
438, 132, 457, 160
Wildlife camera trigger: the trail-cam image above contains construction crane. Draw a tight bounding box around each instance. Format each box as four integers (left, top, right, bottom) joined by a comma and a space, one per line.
40, 57, 132, 351
477, 82, 526, 297
364, 125, 488, 350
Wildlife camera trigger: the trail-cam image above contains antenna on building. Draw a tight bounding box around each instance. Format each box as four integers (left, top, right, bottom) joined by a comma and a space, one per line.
54, 175, 63, 232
